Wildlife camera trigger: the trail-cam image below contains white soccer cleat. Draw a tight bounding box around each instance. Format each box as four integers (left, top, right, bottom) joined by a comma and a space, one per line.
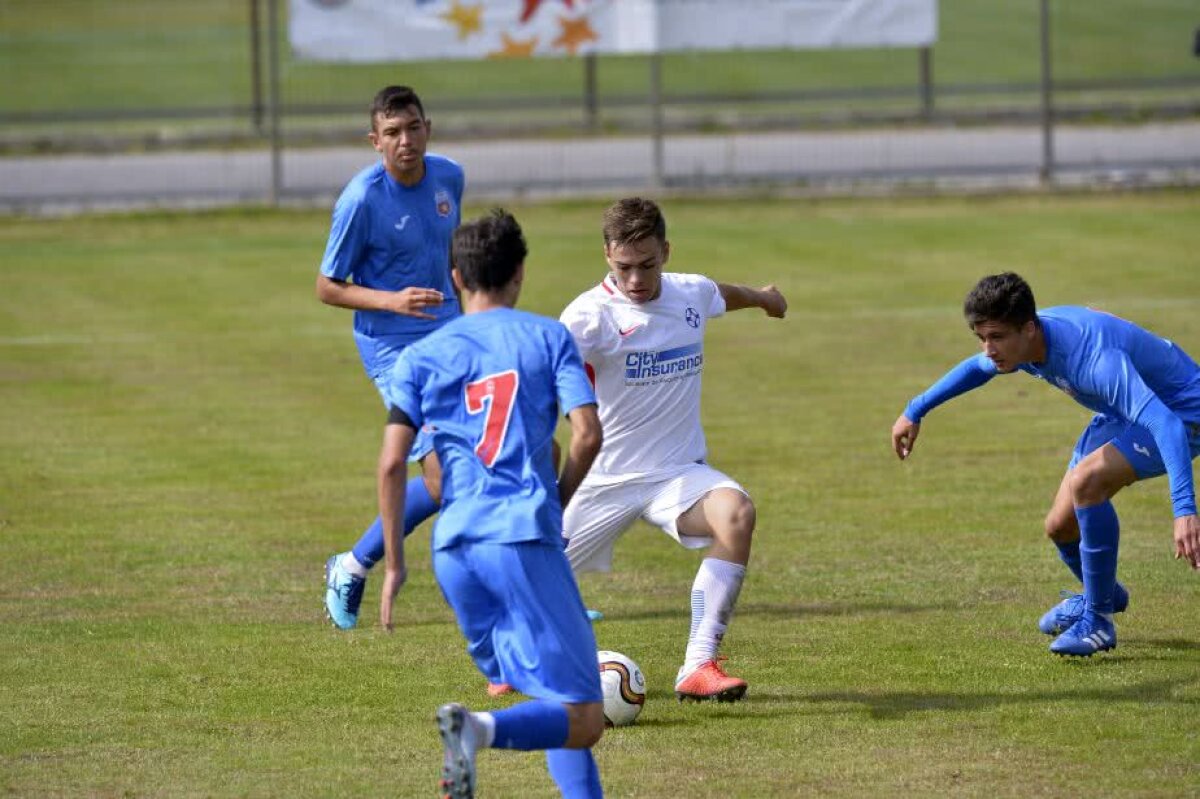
436, 703, 479, 798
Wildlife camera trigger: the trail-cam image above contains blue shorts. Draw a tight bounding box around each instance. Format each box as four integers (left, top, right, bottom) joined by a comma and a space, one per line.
1070, 413, 1200, 478
433, 540, 602, 704
354, 331, 433, 460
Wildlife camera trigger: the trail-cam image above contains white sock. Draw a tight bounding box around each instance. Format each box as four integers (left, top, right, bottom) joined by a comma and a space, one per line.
472, 711, 496, 748
680, 557, 746, 677
340, 552, 369, 578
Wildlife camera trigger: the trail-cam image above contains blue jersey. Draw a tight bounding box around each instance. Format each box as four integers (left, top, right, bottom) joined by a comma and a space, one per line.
319, 155, 464, 341
1019, 307, 1200, 426
905, 306, 1200, 516
383, 308, 597, 550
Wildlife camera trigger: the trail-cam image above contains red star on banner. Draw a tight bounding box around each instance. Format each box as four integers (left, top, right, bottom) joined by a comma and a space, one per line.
552, 14, 597, 55
519, 0, 575, 24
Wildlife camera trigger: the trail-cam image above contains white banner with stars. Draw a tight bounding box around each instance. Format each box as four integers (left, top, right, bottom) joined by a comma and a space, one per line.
290, 0, 938, 62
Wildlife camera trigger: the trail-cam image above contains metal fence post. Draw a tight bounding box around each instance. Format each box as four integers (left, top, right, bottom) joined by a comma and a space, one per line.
266, 0, 283, 206
250, 0, 265, 135
918, 46, 934, 120
584, 53, 598, 132
1039, 0, 1054, 184
650, 53, 664, 189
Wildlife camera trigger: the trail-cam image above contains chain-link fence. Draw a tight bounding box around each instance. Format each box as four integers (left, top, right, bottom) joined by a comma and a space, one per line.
2, 0, 1199, 208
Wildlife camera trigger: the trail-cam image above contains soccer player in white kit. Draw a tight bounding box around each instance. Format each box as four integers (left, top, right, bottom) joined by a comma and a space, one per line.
559, 198, 788, 702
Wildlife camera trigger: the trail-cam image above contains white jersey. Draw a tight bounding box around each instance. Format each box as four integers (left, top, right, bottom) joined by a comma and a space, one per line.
560, 272, 725, 481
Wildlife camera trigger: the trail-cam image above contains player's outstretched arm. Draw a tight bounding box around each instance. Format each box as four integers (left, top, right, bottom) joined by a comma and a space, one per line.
717, 282, 787, 318
1175, 515, 1200, 570
896, 355, 998, 454
316, 274, 445, 319
558, 403, 602, 509
891, 414, 921, 460
377, 419, 416, 631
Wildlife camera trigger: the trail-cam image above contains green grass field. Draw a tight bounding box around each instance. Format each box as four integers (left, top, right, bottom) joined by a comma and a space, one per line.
2, 192, 1199, 797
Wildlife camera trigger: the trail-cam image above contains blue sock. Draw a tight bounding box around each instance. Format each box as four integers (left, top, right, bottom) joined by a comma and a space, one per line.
1075, 501, 1120, 615
546, 749, 603, 799
1054, 538, 1129, 610
349, 477, 438, 569
490, 701, 569, 751
1054, 539, 1084, 582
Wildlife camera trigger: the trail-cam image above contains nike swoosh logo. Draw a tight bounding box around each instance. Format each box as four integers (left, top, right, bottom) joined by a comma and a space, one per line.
1133, 443, 1151, 458
618, 325, 643, 337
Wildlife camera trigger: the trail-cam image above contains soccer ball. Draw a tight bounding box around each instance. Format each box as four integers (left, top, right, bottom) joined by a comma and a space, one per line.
597, 650, 646, 727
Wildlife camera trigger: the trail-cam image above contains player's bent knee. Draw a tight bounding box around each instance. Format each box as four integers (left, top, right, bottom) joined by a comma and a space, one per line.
707, 496, 755, 564
1044, 512, 1078, 542
564, 702, 605, 748
739, 497, 757, 530
706, 488, 754, 532
729, 494, 757, 537
1068, 463, 1112, 507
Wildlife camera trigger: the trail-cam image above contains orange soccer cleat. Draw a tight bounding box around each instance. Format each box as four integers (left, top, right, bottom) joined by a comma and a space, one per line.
673, 657, 748, 703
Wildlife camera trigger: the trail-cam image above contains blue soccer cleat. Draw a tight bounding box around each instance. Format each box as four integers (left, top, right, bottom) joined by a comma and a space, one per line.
324, 553, 366, 630
1049, 611, 1117, 657
436, 703, 479, 799
585, 608, 604, 623
1038, 582, 1129, 635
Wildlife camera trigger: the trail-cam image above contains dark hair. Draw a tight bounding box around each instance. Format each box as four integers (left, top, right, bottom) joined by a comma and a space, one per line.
452, 209, 528, 292
602, 197, 666, 247
963, 272, 1038, 328
369, 85, 425, 129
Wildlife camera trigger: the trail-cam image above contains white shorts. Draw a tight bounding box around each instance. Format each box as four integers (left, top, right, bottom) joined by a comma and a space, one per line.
562, 462, 747, 573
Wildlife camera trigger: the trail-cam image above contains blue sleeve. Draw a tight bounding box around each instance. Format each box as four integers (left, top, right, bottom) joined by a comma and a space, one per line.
553, 325, 597, 415
903, 353, 997, 423
1091, 350, 1196, 517
381, 350, 425, 429
319, 190, 368, 281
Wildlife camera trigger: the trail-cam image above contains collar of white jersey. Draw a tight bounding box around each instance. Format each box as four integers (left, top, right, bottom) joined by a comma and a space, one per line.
600, 274, 664, 304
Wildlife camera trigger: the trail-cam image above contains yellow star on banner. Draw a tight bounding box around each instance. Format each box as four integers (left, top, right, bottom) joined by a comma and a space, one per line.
552, 14, 597, 55
490, 32, 539, 59
440, 0, 483, 41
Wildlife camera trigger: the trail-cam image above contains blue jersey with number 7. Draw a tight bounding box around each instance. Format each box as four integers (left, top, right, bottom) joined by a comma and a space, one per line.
382, 307, 596, 550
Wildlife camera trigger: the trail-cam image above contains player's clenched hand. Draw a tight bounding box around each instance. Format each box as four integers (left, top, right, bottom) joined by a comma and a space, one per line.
1173, 514, 1200, 570
379, 567, 407, 632
891, 415, 920, 460
388, 287, 444, 319
759, 285, 787, 319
